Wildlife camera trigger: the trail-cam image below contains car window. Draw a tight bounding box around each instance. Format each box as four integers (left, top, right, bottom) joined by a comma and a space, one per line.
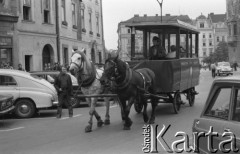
204, 88, 231, 120
232, 89, 240, 122
0, 75, 17, 86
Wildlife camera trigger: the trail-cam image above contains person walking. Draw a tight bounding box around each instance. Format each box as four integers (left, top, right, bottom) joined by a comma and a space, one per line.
54, 66, 73, 118
210, 63, 216, 78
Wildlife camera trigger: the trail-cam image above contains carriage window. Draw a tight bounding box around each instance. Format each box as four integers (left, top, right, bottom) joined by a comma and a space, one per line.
204, 88, 231, 120
0, 75, 17, 86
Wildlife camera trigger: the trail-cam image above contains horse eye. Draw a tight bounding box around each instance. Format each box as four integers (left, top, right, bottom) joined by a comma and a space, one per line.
78, 57, 81, 60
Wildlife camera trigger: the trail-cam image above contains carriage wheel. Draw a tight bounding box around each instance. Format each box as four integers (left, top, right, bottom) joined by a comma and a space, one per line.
134, 94, 143, 113
173, 92, 181, 114
188, 88, 195, 107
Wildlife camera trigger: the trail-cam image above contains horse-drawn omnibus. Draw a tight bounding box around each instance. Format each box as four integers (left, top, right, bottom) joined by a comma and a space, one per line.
124, 18, 200, 114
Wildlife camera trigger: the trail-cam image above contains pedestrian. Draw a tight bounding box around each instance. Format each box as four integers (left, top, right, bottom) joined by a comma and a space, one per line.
210, 63, 216, 78
54, 66, 73, 118
18, 63, 25, 71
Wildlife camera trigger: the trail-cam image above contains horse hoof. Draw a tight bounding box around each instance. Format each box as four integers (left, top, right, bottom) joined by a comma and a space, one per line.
85, 125, 92, 133
104, 119, 110, 125
97, 120, 104, 127
123, 126, 131, 130
143, 116, 149, 123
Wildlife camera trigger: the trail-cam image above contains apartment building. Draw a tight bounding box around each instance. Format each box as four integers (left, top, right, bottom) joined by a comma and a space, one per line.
1, 0, 105, 71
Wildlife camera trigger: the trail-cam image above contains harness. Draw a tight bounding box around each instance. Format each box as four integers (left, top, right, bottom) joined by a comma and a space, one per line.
136, 71, 146, 90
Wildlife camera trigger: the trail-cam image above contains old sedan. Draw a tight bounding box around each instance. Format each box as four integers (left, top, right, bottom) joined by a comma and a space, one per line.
216, 62, 233, 76
0, 94, 15, 116
0, 69, 58, 118
192, 76, 240, 153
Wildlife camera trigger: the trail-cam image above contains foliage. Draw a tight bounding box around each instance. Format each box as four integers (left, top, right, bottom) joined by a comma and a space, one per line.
202, 41, 229, 64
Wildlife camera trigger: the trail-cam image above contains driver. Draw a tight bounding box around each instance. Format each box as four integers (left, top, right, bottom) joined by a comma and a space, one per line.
149, 36, 166, 60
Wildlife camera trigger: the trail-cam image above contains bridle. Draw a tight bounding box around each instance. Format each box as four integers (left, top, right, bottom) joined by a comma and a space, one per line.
104, 59, 120, 81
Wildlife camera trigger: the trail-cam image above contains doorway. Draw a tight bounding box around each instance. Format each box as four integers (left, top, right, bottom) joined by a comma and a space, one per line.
25, 55, 32, 72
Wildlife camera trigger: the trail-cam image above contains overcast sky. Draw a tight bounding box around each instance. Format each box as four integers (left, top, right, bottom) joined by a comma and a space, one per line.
102, 0, 227, 50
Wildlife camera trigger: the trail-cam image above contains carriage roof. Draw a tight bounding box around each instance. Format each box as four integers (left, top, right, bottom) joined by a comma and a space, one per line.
124, 16, 199, 34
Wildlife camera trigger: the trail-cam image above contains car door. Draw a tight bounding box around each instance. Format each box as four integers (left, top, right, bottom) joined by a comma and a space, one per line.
193, 85, 232, 153
222, 87, 240, 153
0, 75, 20, 100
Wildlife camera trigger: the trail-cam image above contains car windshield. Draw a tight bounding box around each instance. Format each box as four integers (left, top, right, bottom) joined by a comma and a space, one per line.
218, 62, 230, 67
30, 74, 43, 80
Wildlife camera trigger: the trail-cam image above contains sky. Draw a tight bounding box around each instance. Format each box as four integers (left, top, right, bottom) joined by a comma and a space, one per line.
102, 0, 227, 50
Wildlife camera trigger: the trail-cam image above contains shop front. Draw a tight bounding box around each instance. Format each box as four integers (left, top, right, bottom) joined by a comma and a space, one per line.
0, 36, 13, 68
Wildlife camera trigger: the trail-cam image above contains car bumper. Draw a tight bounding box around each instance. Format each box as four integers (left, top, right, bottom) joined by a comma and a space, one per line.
0, 106, 15, 115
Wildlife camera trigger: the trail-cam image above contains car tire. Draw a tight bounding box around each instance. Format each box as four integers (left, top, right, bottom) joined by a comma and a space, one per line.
15, 99, 36, 118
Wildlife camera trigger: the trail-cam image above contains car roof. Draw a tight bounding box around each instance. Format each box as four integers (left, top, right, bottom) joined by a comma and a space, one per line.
213, 76, 240, 84
0, 69, 32, 78
29, 71, 60, 75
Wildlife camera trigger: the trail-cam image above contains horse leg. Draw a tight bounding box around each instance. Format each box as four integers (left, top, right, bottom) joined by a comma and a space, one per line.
143, 101, 149, 123
104, 97, 110, 125
91, 97, 104, 127
148, 99, 157, 124
117, 97, 125, 121
123, 97, 134, 130
85, 98, 93, 133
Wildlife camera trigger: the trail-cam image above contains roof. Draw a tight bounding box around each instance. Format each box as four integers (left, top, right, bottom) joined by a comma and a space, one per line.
214, 75, 240, 83
208, 13, 226, 23
122, 15, 198, 33
0, 69, 31, 78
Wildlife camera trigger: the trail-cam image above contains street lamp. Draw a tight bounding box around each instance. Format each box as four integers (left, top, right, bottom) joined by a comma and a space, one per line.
156, 0, 163, 22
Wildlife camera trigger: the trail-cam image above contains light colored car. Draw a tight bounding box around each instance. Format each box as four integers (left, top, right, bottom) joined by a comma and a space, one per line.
216, 62, 233, 76
0, 69, 58, 118
192, 76, 240, 153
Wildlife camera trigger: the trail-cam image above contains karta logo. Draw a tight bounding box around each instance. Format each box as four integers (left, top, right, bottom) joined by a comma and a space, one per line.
142, 124, 239, 153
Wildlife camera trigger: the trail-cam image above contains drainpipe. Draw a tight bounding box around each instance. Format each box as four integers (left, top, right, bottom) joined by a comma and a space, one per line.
100, 0, 106, 62
55, 0, 60, 63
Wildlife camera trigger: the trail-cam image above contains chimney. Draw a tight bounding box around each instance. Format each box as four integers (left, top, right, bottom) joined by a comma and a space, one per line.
156, 14, 158, 16
144, 14, 147, 17
134, 14, 139, 17
166, 14, 170, 16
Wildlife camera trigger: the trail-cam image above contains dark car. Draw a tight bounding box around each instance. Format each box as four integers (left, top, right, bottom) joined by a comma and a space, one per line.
0, 95, 15, 116
192, 76, 240, 153
30, 71, 84, 108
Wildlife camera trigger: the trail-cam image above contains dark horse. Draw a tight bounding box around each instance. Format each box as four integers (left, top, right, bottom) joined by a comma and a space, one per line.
100, 54, 157, 130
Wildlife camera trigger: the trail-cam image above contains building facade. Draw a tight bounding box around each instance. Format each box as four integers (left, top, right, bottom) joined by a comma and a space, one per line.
0, 0, 18, 67
194, 13, 227, 64
226, 0, 240, 65
3, 0, 105, 71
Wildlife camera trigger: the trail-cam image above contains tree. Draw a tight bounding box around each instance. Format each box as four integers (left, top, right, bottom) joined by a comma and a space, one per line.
202, 41, 229, 64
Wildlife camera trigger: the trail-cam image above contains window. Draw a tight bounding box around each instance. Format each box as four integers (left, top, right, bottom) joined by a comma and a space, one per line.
209, 48, 213, 54
203, 42, 206, 47
81, 9, 85, 29
234, 23, 237, 35
61, 0, 66, 22
217, 36, 220, 42
23, 0, 31, 21
200, 22, 204, 28
89, 12, 92, 32
0, 75, 17, 86
203, 34, 205, 39
127, 29, 131, 34
43, 0, 50, 23
63, 47, 68, 66
72, 3, 76, 26
209, 41, 212, 46
203, 51, 206, 56
96, 15, 100, 34
95, 0, 99, 5
205, 88, 231, 120
222, 36, 225, 42
98, 52, 102, 64
233, 89, 240, 122
209, 34, 212, 38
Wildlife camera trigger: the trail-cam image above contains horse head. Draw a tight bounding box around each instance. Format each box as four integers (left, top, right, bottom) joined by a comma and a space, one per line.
69, 48, 85, 76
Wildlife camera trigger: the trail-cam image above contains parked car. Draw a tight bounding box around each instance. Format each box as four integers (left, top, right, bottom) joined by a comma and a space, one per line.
216, 62, 233, 76
30, 71, 84, 108
0, 69, 58, 118
192, 76, 240, 153
0, 94, 15, 116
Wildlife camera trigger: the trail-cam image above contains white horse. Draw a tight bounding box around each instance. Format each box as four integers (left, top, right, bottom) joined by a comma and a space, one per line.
69, 49, 111, 133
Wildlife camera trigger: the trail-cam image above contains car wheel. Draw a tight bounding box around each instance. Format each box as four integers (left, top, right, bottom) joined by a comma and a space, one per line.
15, 99, 36, 118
